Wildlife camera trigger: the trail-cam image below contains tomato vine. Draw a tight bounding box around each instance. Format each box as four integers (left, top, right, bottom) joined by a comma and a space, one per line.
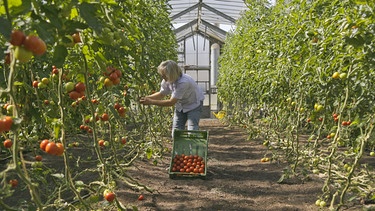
218, 0, 375, 209
1, 0, 177, 210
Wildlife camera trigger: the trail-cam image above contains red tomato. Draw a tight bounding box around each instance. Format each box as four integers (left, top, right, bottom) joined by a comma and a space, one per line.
118, 107, 126, 114
33, 38, 46, 56
40, 139, 50, 151
10, 30, 26, 46
9, 179, 18, 188
45, 142, 58, 155
114, 69, 122, 78
5, 53, 11, 64
32, 81, 39, 88
23, 35, 46, 56
0, 116, 13, 132
138, 194, 144, 201
55, 143, 64, 156
74, 82, 86, 92
114, 103, 121, 110
101, 113, 109, 121
35, 155, 43, 161
52, 68, 59, 75
72, 32, 81, 43
109, 72, 118, 81
3, 139, 13, 148
112, 77, 120, 85
104, 192, 116, 202
98, 140, 105, 147
69, 91, 81, 100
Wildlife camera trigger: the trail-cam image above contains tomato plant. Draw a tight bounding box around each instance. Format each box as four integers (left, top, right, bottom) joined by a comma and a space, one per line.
217, 0, 375, 209
0, 0, 177, 210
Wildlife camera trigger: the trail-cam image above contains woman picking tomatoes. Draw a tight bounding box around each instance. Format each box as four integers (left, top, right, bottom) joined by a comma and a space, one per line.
139, 60, 205, 137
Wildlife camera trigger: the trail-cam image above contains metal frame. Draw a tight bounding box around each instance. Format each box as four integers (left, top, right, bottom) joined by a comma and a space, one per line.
169, 0, 247, 117
169, 0, 248, 44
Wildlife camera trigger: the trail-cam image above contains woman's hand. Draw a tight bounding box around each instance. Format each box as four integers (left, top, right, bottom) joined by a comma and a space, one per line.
139, 97, 151, 105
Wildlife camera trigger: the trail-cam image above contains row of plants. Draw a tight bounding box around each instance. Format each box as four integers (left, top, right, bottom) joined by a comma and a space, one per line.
218, 0, 375, 210
0, 0, 177, 210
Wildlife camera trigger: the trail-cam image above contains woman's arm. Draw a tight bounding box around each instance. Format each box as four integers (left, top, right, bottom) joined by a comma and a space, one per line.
145, 91, 165, 100
140, 95, 177, 107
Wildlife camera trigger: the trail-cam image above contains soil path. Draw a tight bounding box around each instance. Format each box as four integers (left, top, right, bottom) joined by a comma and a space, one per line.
117, 119, 325, 211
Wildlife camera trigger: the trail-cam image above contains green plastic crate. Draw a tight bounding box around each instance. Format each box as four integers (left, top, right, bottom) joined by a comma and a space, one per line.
168, 130, 209, 179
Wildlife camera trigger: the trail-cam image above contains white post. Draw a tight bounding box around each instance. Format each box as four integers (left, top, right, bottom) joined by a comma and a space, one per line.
210, 43, 220, 86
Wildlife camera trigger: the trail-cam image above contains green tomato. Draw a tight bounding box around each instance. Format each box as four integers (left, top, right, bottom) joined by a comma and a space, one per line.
370, 151, 375, 157
332, 72, 340, 79
38, 82, 47, 89
315, 199, 321, 206
41, 77, 49, 85
31, 161, 43, 168
14, 46, 33, 63
64, 82, 75, 93
89, 195, 100, 203
339, 73, 347, 79
52, 73, 59, 80
6, 105, 14, 114
316, 105, 323, 112
319, 201, 326, 207
104, 141, 110, 146
103, 189, 111, 197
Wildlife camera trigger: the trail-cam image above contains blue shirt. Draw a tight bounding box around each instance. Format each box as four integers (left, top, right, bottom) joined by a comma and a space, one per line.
160, 74, 205, 112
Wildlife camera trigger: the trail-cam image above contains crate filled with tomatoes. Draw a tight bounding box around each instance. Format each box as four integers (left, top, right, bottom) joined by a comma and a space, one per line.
169, 130, 208, 179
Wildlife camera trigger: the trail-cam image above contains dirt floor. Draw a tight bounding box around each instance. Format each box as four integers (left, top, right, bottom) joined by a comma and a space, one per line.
2, 119, 373, 211
115, 119, 338, 211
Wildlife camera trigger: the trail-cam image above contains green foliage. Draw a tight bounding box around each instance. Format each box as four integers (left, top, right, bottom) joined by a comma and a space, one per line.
219, 0, 375, 209
0, 0, 177, 210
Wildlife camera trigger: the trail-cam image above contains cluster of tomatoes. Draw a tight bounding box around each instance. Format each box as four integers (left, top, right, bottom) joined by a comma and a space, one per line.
114, 102, 126, 117
9, 29, 46, 63
39, 139, 64, 156
102, 66, 123, 87
64, 81, 86, 100
170, 154, 205, 174
332, 113, 352, 126
79, 124, 93, 133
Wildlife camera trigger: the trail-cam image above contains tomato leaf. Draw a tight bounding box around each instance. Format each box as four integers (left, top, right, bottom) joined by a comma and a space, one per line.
0, 17, 11, 39
79, 3, 102, 33
52, 45, 68, 68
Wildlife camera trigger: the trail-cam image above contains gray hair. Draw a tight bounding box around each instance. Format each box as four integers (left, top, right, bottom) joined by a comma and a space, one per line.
157, 60, 182, 82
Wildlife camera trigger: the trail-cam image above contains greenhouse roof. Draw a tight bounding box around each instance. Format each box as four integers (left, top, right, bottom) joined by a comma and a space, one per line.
168, 0, 248, 44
